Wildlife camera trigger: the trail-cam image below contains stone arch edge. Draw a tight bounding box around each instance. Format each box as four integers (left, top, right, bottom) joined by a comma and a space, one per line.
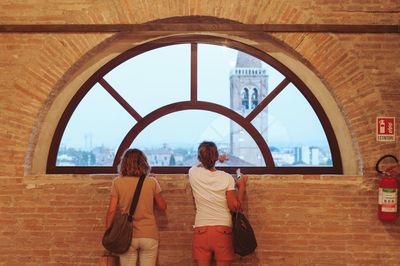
26, 28, 359, 175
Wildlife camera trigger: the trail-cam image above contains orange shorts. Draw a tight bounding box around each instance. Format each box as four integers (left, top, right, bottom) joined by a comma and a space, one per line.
192, 225, 235, 261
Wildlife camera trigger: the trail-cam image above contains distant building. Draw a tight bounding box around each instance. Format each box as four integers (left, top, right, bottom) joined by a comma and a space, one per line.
57, 154, 75, 166
272, 149, 295, 166
229, 51, 268, 165
311, 147, 320, 165
92, 146, 115, 166
293, 145, 321, 166
301, 145, 310, 164
294, 146, 309, 165
145, 143, 185, 166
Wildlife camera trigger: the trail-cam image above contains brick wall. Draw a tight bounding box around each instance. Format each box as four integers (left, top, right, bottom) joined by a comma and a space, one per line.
0, 0, 399, 265
272, 31, 400, 175
1, 174, 399, 265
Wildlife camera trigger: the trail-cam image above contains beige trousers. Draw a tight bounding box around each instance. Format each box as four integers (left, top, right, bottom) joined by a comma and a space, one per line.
119, 238, 159, 266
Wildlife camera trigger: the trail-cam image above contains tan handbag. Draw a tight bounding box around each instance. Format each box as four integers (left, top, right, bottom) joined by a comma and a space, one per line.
102, 175, 145, 254
99, 253, 120, 266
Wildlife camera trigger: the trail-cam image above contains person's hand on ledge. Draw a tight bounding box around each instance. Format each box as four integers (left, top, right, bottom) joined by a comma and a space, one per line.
218, 154, 229, 163
235, 174, 248, 189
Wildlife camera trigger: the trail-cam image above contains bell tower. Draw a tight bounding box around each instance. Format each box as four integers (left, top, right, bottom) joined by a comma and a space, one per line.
229, 51, 268, 165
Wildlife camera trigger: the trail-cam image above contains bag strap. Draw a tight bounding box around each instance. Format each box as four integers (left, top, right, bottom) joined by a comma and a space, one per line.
127, 175, 145, 222
234, 200, 242, 225
234, 211, 239, 226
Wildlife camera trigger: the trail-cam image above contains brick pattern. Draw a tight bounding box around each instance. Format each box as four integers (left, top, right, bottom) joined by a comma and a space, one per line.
0, 34, 110, 176
0, 0, 398, 25
1, 175, 399, 265
273, 31, 400, 176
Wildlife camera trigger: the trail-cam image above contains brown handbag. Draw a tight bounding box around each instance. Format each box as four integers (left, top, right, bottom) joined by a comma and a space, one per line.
99, 252, 120, 266
231, 211, 257, 256
102, 175, 145, 254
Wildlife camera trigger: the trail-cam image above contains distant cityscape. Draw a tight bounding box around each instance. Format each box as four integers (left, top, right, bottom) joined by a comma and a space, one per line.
56, 143, 332, 167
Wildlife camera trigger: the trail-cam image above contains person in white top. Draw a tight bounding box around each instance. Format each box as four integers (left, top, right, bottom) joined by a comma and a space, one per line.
189, 141, 247, 266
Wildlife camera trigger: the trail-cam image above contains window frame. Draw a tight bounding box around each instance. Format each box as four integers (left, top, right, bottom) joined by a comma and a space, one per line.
47, 35, 342, 175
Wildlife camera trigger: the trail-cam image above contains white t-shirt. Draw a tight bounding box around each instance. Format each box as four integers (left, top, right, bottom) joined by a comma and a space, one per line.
189, 166, 236, 227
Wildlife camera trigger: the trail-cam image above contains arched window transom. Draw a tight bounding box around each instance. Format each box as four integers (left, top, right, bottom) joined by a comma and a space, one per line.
47, 36, 342, 174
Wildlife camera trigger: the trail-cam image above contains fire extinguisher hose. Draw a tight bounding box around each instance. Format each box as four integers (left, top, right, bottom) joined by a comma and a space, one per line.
375, 155, 399, 175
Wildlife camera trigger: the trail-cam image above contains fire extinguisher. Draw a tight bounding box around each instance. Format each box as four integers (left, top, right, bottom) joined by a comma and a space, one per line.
376, 155, 399, 222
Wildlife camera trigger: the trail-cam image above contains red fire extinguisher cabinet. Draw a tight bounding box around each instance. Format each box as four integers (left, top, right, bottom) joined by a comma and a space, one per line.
376, 155, 399, 222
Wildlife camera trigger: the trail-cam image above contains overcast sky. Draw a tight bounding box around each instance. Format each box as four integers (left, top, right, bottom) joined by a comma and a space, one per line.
61, 44, 328, 151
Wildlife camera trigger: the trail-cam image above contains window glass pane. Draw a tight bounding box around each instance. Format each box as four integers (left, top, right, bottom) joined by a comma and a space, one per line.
104, 44, 190, 116
53, 39, 339, 174
197, 44, 284, 112
252, 83, 332, 166
130, 110, 265, 166
57, 84, 135, 166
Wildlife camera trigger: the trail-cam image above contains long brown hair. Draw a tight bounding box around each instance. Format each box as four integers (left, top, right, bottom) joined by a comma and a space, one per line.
118, 148, 150, 177
197, 141, 219, 170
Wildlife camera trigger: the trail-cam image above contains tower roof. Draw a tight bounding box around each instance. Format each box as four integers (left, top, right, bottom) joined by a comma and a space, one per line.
236, 51, 262, 68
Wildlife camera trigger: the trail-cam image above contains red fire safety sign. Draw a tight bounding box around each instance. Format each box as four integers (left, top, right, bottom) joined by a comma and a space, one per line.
376, 117, 396, 142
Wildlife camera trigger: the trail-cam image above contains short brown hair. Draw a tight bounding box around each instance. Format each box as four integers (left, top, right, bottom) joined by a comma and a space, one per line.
197, 141, 219, 170
118, 148, 150, 177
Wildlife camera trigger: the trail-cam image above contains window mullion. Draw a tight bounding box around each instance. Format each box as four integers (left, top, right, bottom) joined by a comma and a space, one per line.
191, 43, 197, 102
99, 78, 142, 122
246, 78, 290, 122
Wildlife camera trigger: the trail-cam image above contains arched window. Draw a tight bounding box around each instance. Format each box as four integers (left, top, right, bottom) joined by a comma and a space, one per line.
47, 36, 342, 174
241, 88, 249, 111
251, 88, 258, 109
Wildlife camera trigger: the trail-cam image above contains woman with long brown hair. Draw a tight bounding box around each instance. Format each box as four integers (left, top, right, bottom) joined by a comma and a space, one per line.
105, 148, 167, 266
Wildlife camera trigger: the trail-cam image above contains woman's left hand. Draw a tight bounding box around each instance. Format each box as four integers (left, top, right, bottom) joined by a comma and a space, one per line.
218, 154, 229, 163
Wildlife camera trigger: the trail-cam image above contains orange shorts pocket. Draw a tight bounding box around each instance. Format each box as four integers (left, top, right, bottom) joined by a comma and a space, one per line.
213, 226, 234, 260
192, 227, 211, 260
194, 227, 208, 234
215, 226, 232, 234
